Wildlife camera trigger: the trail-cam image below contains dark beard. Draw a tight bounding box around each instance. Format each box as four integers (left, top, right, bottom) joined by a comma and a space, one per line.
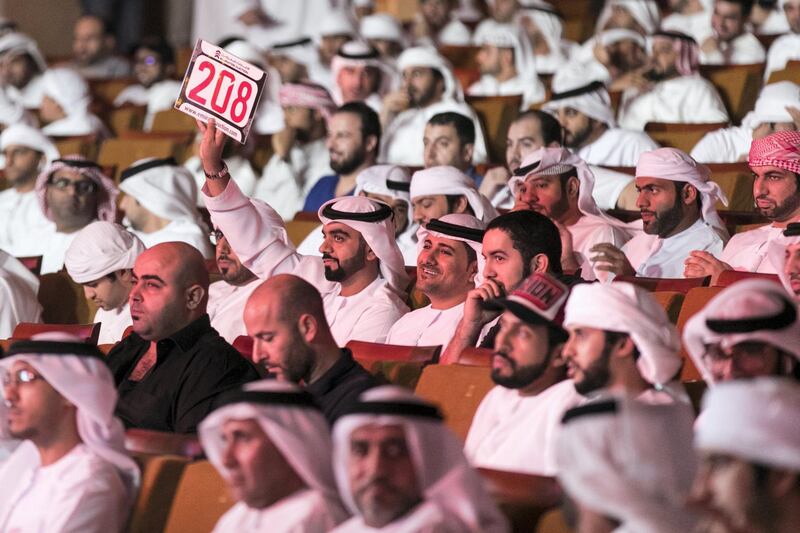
573, 346, 612, 395
330, 144, 368, 175
759, 194, 800, 221
491, 353, 549, 389
645, 199, 684, 238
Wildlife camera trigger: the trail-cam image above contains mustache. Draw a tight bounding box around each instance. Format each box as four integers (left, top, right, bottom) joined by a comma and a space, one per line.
492, 351, 516, 368
322, 253, 339, 263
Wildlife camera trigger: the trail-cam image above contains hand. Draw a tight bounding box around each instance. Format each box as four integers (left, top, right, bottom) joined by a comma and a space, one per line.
478, 166, 511, 198
461, 278, 506, 329
608, 70, 652, 93
197, 118, 227, 175
382, 90, 410, 115
552, 219, 580, 273
590, 243, 636, 277
700, 36, 719, 55
271, 127, 296, 160
683, 250, 731, 282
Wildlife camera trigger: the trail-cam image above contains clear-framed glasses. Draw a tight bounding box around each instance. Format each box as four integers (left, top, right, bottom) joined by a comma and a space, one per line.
1, 368, 42, 388
701, 341, 773, 374
47, 177, 98, 196
209, 229, 224, 246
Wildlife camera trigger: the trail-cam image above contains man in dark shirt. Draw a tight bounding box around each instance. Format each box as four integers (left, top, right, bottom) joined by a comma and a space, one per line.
106, 241, 259, 433
243, 273, 376, 422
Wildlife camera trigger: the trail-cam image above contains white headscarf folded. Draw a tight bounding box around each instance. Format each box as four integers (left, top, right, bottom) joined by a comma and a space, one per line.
35, 155, 118, 224
416, 213, 486, 284
741, 81, 800, 130
519, 1, 565, 58
119, 157, 205, 226
331, 41, 397, 103
64, 221, 145, 284
0, 32, 47, 72
41, 67, 91, 115
0, 123, 59, 164
564, 282, 683, 388
0, 250, 41, 325
682, 279, 800, 385
696, 377, 800, 471
222, 38, 266, 69
318, 196, 409, 294
544, 76, 616, 127
199, 380, 341, 499
595, 0, 661, 35
332, 386, 509, 532
0, 333, 140, 505
474, 25, 538, 80
509, 147, 627, 228
397, 47, 463, 102
598, 28, 647, 48
557, 396, 698, 533
360, 13, 405, 45
410, 166, 498, 222
636, 148, 729, 240
316, 9, 357, 41
269, 37, 319, 68
355, 164, 411, 207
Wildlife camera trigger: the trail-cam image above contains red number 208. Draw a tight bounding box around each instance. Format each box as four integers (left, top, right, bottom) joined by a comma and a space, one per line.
187, 59, 252, 123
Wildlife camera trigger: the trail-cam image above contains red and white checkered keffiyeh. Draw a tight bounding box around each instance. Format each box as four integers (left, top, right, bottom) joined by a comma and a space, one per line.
278, 82, 337, 124
749, 130, 800, 174
35, 155, 118, 223
652, 31, 699, 77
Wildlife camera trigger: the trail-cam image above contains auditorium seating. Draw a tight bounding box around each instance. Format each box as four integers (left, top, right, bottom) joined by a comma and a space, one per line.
37, 271, 97, 324
11, 322, 100, 343
108, 105, 147, 136
52, 134, 99, 160
458, 346, 493, 366
644, 122, 729, 154
713, 269, 781, 287
439, 45, 480, 70
699, 63, 765, 124
346, 340, 441, 363
98, 137, 188, 180
478, 468, 563, 533
285, 219, 320, 246
415, 363, 495, 440
614, 275, 708, 294
150, 109, 198, 133
89, 78, 137, 107
652, 291, 684, 324
683, 379, 708, 416
127, 454, 189, 533
674, 286, 725, 380
766, 60, 800, 85
16, 255, 42, 276
536, 508, 572, 533
162, 460, 234, 533
232, 335, 254, 361
125, 429, 204, 458
465, 94, 523, 164
707, 163, 757, 212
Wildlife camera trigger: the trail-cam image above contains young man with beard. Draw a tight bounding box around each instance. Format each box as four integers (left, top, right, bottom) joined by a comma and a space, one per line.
699, 0, 766, 65
303, 102, 380, 212
561, 282, 685, 403
242, 274, 377, 423
463, 272, 582, 475
592, 147, 728, 278
384, 214, 483, 347
686, 131, 800, 277
200, 118, 409, 345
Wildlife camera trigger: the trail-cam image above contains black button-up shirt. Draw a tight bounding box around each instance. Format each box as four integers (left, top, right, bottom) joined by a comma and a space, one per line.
306, 349, 377, 423
106, 314, 260, 433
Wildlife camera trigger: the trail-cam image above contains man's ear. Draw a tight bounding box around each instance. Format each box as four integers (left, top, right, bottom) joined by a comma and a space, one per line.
682, 183, 698, 206
454, 195, 470, 214
549, 342, 566, 368
461, 142, 474, 165
185, 284, 205, 310
365, 134, 378, 155
466, 258, 478, 283
531, 252, 549, 273
566, 175, 580, 200
610, 335, 636, 359
768, 469, 798, 498
118, 269, 133, 284
297, 313, 318, 342
365, 243, 377, 262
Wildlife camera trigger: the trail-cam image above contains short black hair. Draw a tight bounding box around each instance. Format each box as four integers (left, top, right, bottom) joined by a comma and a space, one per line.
445, 194, 475, 215
604, 331, 640, 361
427, 112, 476, 147
335, 101, 381, 156
131, 36, 175, 65
514, 110, 563, 146
486, 210, 563, 276
719, 0, 755, 17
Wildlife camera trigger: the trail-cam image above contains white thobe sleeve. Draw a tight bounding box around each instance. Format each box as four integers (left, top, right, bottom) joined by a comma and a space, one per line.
43, 470, 128, 533
202, 178, 301, 280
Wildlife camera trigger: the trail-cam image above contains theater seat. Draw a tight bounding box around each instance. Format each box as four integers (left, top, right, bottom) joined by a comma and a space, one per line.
478, 467, 563, 532
458, 347, 492, 366
163, 460, 235, 533
150, 109, 199, 133
536, 508, 572, 533
675, 286, 725, 381
108, 105, 147, 136
12, 322, 101, 343
15, 255, 42, 276
232, 335, 254, 361
466, 94, 523, 164
124, 428, 204, 459
98, 135, 190, 181
285, 219, 320, 247
614, 275, 708, 294
699, 63, 765, 124
359, 360, 429, 390
127, 454, 189, 533
415, 364, 494, 441
652, 291, 685, 324
713, 270, 781, 288
644, 122, 729, 154
706, 163, 756, 212
37, 271, 96, 324
767, 60, 800, 85
439, 44, 480, 70
346, 340, 441, 363
52, 134, 99, 160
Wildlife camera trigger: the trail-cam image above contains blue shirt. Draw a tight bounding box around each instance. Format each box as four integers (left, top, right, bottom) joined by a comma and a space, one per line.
302, 175, 355, 212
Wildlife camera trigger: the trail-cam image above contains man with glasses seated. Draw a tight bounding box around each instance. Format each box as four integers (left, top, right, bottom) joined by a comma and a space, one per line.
683, 279, 800, 385
30, 155, 118, 274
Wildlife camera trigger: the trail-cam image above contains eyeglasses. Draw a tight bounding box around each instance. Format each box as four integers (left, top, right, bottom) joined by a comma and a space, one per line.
701, 342, 774, 372
1, 368, 43, 388
47, 177, 98, 196
134, 55, 160, 66
209, 229, 225, 245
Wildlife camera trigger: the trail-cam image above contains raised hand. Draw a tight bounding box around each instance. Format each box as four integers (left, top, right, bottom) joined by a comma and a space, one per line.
590, 242, 636, 276
196, 118, 227, 176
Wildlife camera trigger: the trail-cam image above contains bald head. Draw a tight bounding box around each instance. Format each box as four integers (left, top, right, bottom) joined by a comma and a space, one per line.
247, 274, 327, 326
129, 242, 209, 340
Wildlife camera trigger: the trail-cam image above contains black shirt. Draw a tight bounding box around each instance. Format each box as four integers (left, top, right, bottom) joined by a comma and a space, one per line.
106, 314, 260, 433
306, 349, 377, 423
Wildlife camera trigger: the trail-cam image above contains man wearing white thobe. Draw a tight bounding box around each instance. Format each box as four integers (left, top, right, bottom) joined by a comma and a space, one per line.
698, 0, 766, 65
64, 222, 144, 345
199, 381, 349, 532
0, 251, 41, 338
765, 0, 800, 79
331, 386, 509, 532
593, 148, 727, 278
0, 32, 47, 110
119, 157, 213, 258
0, 335, 140, 532
380, 47, 488, 166
199, 118, 409, 345
691, 81, 800, 163
618, 31, 729, 130
385, 214, 484, 347
661, 0, 713, 43
0, 124, 59, 257
464, 272, 582, 475
39, 68, 110, 139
